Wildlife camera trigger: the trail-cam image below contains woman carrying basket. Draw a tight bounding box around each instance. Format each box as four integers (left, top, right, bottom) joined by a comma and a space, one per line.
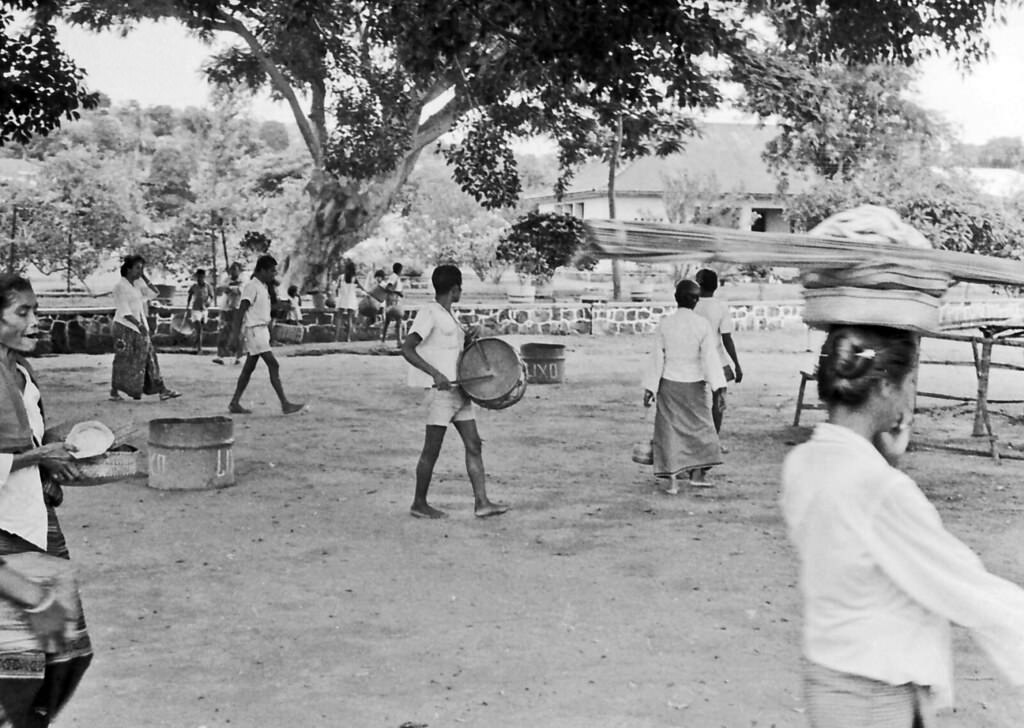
400, 264, 508, 520
782, 324, 1024, 726
0, 274, 93, 725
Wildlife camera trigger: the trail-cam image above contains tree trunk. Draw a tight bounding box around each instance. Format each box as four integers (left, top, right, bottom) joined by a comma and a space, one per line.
609, 115, 623, 302
7, 207, 15, 273
284, 155, 425, 291
66, 232, 72, 292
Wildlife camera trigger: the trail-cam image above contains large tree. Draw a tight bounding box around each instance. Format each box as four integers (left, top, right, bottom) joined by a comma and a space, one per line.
47, 1, 1014, 286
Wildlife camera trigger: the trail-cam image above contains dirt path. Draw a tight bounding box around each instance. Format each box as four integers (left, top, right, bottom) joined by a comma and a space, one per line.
29, 330, 1023, 727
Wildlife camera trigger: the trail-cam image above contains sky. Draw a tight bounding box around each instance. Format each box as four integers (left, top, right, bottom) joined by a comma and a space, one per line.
53, 8, 1024, 147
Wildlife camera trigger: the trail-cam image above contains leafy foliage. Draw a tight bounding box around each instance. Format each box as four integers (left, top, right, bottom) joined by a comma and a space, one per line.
786, 165, 1024, 260
0, 2, 99, 145
737, 61, 945, 182
495, 211, 589, 285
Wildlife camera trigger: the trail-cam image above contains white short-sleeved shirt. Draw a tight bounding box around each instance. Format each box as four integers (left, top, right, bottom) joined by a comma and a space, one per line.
694, 297, 734, 367
0, 366, 48, 549
241, 278, 272, 328
782, 422, 1024, 711
112, 278, 148, 333
407, 302, 463, 388
386, 273, 403, 294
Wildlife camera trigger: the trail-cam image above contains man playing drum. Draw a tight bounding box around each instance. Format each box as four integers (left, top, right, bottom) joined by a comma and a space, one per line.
400, 264, 509, 520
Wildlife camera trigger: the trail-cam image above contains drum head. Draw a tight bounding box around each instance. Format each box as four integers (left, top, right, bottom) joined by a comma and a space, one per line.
458, 338, 525, 405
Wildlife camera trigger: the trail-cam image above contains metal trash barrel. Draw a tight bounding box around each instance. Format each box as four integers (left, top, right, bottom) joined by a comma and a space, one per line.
520, 342, 566, 384
147, 416, 235, 490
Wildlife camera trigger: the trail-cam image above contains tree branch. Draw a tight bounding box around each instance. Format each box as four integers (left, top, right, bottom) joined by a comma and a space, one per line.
210, 14, 324, 168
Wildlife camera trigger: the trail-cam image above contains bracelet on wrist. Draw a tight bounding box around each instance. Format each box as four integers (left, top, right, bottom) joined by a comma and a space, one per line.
24, 587, 56, 614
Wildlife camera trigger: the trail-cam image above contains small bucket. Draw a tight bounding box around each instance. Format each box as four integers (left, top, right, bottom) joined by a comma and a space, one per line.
631, 440, 653, 465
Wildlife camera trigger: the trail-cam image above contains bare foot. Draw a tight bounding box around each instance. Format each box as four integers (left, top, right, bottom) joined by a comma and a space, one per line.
410, 504, 447, 519
282, 402, 305, 415
228, 403, 252, 414
474, 503, 509, 518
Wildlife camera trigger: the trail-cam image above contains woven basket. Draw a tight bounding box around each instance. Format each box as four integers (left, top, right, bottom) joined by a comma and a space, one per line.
802, 287, 941, 332
75, 447, 144, 486
271, 322, 304, 344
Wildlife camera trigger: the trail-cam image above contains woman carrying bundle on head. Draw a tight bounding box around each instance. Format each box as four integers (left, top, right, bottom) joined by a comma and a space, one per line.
0, 274, 93, 725
781, 324, 1024, 727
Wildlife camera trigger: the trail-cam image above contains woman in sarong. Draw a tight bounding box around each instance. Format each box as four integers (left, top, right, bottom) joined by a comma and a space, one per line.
108, 255, 181, 401
0, 273, 93, 725
781, 325, 1024, 726
642, 280, 727, 493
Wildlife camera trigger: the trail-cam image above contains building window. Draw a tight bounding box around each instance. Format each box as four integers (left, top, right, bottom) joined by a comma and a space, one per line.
573, 202, 584, 218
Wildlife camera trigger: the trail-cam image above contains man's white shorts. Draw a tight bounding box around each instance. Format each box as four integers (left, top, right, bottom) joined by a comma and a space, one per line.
190, 310, 208, 324
243, 324, 272, 356
423, 387, 476, 427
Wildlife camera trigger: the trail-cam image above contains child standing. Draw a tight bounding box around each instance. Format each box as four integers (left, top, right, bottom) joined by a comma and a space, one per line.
185, 268, 215, 354
286, 285, 303, 325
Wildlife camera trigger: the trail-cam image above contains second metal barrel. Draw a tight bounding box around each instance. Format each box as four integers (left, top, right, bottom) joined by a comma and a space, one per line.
519, 342, 566, 384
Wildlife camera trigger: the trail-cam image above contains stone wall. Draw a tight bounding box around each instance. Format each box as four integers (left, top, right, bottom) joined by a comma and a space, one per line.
29, 298, 1022, 354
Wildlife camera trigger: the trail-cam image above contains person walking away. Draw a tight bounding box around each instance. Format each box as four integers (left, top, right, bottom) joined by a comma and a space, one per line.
694, 269, 742, 445
285, 285, 303, 325
642, 279, 726, 493
381, 262, 405, 347
333, 259, 362, 342
213, 262, 244, 365
109, 255, 182, 401
228, 255, 304, 415
401, 264, 508, 520
782, 324, 1024, 726
185, 268, 215, 355
0, 273, 93, 725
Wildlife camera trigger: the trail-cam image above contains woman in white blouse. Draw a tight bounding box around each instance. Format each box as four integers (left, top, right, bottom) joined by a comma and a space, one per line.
109, 255, 180, 401
0, 273, 93, 723
781, 325, 1024, 726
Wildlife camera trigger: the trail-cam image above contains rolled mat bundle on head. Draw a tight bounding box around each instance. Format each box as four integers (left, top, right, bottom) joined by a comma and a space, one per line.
801, 206, 951, 332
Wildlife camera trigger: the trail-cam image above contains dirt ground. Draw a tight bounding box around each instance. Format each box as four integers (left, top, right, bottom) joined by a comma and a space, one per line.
28, 328, 1024, 728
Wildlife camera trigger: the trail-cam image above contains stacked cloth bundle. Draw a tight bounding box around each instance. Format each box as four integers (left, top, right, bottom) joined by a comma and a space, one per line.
800, 205, 951, 332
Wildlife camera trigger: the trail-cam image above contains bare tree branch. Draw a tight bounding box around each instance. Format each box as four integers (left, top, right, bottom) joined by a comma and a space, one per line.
209, 14, 324, 167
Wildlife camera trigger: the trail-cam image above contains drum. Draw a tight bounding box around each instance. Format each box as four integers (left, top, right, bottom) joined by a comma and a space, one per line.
457, 337, 527, 410
367, 284, 388, 303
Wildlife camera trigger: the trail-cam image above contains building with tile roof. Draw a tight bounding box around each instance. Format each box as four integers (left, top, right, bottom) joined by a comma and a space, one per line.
525, 123, 812, 233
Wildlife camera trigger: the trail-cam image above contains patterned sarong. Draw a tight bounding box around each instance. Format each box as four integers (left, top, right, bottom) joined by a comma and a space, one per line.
652, 378, 721, 478
803, 659, 926, 728
111, 322, 164, 398
0, 509, 92, 726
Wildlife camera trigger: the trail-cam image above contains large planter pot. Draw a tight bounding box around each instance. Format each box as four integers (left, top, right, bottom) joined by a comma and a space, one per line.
506, 283, 536, 304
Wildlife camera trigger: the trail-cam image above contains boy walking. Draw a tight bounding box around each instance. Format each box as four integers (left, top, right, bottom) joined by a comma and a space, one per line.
185, 268, 215, 354
401, 264, 508, 519
228, 255, 304, 415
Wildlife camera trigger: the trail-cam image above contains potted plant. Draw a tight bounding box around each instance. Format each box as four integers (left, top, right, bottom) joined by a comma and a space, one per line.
495, 212, 588, 303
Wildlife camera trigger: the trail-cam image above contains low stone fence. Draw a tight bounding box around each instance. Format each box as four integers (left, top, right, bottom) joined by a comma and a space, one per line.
30, 298, 1024, 354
